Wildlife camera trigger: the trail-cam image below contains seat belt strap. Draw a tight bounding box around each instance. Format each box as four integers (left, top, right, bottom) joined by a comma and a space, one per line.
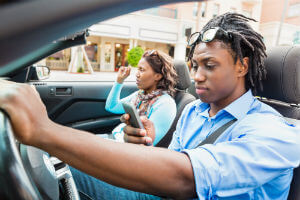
195, 119, 237, 148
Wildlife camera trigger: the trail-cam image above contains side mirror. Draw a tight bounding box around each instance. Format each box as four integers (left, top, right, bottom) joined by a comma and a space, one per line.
27, 65, 50, 81
35, 65, 50, 80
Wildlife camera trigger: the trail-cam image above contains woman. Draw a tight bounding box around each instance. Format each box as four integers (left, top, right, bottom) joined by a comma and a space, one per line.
105, 50, 177, 146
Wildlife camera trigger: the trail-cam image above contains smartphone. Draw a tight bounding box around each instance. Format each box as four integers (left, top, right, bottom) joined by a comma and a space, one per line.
122, 102, 144, 129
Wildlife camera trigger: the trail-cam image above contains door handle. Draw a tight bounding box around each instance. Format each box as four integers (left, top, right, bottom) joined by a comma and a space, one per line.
49, 87, 73, 96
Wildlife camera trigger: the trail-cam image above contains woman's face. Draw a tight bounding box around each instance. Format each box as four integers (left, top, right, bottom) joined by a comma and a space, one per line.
136, 58, 162, 94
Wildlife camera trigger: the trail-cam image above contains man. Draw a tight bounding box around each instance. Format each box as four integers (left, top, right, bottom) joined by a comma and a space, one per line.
0, 13, 299, 199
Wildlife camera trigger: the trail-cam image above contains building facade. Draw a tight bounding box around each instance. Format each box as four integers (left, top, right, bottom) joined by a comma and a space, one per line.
86, 0, 263, 72
86, 3, 197, 71
46, 0, 263, 72
259, 0, 300, 49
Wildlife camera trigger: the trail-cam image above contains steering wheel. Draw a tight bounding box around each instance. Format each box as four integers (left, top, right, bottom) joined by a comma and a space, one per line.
0, 110, 80, 200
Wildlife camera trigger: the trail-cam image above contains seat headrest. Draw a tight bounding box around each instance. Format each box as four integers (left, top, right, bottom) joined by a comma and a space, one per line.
174, 60, 191, 90
257, 46, 300, 104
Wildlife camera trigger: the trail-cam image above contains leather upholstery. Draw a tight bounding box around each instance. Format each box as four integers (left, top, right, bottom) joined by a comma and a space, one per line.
174, 60, 192, 90
257, 46, 300, 104
257, 46, 300, 200
156, 60, 195, 147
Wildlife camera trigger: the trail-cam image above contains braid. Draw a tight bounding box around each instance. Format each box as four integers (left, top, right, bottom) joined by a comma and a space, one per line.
189, 12, 267, 95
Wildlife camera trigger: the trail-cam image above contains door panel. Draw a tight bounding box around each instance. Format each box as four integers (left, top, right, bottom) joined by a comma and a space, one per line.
32, 81, 138, 134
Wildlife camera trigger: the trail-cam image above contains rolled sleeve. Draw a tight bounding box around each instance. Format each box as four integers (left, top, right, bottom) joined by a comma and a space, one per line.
183, 114, 300, 199
183, 147, 221, 199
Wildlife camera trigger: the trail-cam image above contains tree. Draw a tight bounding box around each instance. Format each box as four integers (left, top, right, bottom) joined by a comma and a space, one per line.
127, 47, 144, 67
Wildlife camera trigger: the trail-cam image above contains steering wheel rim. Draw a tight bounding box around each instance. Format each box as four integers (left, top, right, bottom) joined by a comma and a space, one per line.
0, 110, 42, 199
0, 110, 80, 200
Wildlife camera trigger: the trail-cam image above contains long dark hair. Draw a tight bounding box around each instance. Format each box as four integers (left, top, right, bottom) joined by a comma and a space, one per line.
143, 50, 177, 97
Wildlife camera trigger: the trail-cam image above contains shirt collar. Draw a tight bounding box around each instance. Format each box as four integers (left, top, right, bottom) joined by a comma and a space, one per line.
195, 100, 210, 113
194, 90, 255, 120
223, 90, 255, 120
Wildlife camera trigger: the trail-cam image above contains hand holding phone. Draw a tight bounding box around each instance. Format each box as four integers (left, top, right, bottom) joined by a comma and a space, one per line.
122, 102, 144, 129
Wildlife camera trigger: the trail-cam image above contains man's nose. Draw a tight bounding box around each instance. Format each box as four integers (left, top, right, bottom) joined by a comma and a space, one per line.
194, 68, 206, 82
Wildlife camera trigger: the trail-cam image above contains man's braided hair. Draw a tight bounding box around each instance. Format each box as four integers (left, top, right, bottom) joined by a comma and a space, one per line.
188, 12, 267, 95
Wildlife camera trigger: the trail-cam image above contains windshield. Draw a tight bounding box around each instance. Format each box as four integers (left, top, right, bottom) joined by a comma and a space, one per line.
35, 0, 300, 82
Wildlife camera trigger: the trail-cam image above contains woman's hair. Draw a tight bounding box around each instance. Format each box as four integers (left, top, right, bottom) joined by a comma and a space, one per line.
142, 50, 177, 97
188, 12, 267, 95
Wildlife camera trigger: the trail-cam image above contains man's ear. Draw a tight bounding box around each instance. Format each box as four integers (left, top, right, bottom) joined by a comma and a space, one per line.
237, 57, 249, 77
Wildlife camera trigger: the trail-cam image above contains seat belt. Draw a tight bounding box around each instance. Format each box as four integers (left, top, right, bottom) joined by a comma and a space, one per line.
195, 118, 237, 148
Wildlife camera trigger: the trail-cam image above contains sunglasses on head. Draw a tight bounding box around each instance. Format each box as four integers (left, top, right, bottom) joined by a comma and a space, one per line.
146, 50, 163, 62
187, 27, 232, 46
148, 50, 158, 56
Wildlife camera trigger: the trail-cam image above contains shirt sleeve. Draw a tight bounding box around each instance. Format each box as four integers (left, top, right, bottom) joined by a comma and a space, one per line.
105, 82, 138, 114
183, 114, 300, 199
148, 95, 176, 146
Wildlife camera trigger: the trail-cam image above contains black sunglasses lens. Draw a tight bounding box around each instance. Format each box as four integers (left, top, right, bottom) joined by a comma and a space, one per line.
188, 27, 229, 46
201, 28, 219, 42
188, 32, 201, 46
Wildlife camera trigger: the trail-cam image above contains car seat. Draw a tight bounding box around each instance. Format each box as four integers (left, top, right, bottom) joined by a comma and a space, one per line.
256, 46, 300, 200
156, 60, 196, 147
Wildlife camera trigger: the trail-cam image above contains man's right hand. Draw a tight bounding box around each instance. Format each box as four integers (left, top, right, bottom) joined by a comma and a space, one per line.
121, 114, 155, 146
0, 80, 52, 146
117, 66, 131, 84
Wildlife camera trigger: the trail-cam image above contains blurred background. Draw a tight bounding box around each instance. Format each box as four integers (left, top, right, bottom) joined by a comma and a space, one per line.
38, 0, 300, 81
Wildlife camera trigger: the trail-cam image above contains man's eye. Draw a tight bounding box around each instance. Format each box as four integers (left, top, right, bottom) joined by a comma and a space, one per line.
205, 64, 215, 70
192, 65, 198, 71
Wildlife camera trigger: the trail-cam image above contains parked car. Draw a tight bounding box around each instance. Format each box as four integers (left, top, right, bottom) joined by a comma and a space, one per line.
0, 0, 299, 200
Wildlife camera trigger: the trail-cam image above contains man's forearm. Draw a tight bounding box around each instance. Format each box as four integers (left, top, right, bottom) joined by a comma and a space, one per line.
37, 122, 196, 198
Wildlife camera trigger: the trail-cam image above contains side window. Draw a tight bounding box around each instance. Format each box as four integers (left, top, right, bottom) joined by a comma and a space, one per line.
37, 34, 177, 82
38, 39, 136, 82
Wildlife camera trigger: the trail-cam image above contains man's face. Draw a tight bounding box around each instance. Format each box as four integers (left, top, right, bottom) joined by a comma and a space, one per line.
192, 40, 247, 107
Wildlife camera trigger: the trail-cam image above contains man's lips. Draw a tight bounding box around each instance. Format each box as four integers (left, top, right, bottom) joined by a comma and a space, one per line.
195, 86, 208, 94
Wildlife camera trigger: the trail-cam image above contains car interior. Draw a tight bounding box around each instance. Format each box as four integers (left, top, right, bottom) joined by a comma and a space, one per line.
0, 0, 299, 200
156, 60, 196, 147
256, 46, 300, 200
2, 44, 299, 200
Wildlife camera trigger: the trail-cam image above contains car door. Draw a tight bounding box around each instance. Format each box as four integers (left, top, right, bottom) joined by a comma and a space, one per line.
11, 31, 138, 136
31, 79, 138, 135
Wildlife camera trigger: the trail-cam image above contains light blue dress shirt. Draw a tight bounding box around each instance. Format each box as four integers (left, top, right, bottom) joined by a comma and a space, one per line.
105, 82, 176, 145
169, 90, 300, 200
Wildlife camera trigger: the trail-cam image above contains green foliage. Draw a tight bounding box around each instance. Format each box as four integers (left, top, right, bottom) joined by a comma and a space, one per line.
77, 66, 84, 73
127, 47, 144, 67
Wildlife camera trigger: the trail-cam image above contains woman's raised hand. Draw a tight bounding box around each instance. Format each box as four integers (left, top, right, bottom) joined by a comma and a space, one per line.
117, 66, 131, 84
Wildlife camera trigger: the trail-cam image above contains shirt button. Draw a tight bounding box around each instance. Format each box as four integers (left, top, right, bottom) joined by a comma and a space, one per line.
208, 118, 211, 122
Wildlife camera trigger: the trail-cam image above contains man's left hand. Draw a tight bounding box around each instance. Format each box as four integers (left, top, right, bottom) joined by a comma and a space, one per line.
121, 114, 155, 146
